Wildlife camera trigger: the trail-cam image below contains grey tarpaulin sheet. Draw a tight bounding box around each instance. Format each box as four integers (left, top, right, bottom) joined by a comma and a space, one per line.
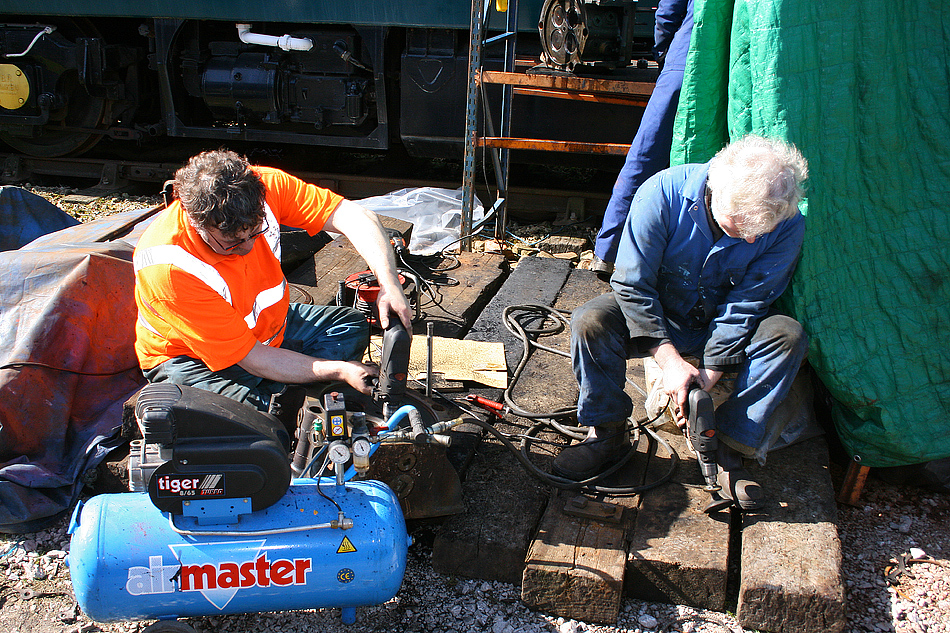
671, 0, 950, 467
0, 212, 153, 532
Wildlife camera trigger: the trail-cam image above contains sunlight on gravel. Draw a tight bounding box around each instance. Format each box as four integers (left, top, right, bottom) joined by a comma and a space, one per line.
23, 184, 163, 223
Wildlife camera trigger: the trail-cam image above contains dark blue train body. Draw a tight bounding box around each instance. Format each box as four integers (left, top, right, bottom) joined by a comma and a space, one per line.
0, 1, 654, 158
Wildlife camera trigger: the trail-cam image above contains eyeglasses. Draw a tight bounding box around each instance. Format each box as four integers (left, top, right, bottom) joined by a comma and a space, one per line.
207, 217, 269, 252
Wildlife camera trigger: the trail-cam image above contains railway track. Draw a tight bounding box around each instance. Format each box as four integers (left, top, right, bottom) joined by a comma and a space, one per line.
0, 151, 614, 223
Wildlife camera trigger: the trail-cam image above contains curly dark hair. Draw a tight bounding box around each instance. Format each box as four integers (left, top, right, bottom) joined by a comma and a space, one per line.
173, 149, 266, 236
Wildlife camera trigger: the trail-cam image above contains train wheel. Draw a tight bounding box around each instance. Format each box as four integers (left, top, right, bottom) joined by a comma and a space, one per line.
0, 18, 111, 157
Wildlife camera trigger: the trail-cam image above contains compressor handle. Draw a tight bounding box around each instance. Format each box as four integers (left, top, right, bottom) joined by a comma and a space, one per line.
167, 510, 352, 536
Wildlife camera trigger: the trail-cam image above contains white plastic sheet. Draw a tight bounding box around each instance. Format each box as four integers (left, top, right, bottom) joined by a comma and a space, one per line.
357, 187, 484, 255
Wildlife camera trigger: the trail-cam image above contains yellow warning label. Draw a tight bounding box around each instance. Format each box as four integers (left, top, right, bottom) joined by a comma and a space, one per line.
337, 536, 357, 554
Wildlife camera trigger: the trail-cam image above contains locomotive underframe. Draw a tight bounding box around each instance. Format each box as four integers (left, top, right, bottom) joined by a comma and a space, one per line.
0, 6, 654, 159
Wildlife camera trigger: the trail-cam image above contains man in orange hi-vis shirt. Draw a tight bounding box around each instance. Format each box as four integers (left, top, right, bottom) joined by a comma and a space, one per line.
133, 149, 412, 413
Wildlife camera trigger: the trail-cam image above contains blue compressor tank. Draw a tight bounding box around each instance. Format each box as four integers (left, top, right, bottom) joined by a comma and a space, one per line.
68, 478, 409, 623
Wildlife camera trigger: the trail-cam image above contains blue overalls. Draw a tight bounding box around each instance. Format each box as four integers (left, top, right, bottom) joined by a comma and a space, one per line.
594, 0, 694, 264
574, 163, 809, 454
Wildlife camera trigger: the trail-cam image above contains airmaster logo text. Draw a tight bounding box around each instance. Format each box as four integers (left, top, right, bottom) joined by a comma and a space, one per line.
126, 540, 313, 610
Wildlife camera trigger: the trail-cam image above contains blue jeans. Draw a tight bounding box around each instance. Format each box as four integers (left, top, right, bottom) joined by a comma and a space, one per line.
144, 304, 369, 411
571, 293, 808, 453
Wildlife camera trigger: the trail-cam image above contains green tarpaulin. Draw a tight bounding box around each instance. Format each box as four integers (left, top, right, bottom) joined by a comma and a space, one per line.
672, 0, 950, 467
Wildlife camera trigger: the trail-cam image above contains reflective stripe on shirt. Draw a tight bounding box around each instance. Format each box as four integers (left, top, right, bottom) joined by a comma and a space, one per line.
262, 203, 281, 259
245, 279, 287, 329
137, 311, 162, 336
133, 244, 233, 304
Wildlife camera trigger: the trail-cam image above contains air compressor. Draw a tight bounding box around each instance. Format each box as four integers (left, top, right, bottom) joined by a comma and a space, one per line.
67, 381, 411, 629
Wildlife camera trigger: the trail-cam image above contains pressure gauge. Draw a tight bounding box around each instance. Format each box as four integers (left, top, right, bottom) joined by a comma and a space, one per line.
327, 441, 350, 465
352, 437, 372, 459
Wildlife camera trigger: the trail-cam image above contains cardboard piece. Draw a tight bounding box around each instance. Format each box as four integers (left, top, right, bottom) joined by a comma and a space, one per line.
368, 335, 508, 389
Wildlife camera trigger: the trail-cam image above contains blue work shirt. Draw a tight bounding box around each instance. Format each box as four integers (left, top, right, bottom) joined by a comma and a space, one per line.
610, 162, 805, 370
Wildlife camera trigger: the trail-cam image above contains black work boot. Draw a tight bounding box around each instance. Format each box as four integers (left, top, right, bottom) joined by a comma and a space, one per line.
552, 420, 630, 481
714, 443, 763, 511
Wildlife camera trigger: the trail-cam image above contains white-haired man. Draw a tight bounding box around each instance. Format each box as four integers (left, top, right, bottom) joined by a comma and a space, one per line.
554, 135, 809, 510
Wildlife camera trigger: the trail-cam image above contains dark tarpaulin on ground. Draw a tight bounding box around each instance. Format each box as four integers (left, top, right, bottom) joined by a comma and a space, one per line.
0, 187, 80, 252
0, 209, 150, 533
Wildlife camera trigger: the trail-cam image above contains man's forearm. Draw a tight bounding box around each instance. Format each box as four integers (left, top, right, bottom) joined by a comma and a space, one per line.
238, 341, 348, 383
325, 201, 401, 289
650, 340, 683, 369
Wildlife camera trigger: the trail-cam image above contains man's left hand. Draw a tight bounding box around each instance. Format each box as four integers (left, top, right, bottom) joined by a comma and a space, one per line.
698, 368, 723, 392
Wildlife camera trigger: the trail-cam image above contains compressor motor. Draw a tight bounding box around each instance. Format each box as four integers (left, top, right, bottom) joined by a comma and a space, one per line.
128, 382, 292, 520
70, 383, 410, 627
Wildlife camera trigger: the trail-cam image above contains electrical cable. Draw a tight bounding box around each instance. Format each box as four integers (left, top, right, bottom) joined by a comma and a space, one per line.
414, 371, 677, 495
312, 451, 344, 514
393, 252, 460, 315
500, 303, 648, 422
0, 360, 141, 377
499, 303, 576, 419
404, 252, 461, 273
302, 445, 328, 479
456, 302, 680, 494
435, 226, 496, 256
446, 404, 678, 495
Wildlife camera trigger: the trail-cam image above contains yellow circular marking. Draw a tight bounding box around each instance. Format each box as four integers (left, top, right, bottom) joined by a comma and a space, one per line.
0, 64, 30, 110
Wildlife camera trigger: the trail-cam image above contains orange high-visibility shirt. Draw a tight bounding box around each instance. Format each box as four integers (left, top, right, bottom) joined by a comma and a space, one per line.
133, 166, 344, 371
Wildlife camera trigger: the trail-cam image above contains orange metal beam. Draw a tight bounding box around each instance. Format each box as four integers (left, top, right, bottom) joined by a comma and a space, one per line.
478, 69, 654, 100
511, 86, 649, 107
477, 137, 631, 155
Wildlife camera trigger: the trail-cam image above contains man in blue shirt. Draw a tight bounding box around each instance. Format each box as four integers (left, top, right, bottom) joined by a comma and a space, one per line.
555, 136, 809, 510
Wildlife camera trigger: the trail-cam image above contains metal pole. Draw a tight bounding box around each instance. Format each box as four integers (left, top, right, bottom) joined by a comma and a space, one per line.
460, 0, 489, 252
495, 0, 517, 243
426, 322, 434, 399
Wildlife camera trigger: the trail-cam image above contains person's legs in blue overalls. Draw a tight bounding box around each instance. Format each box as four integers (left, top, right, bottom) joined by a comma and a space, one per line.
593, 0, 694, 270
559, 293, 808, 506
594, 67, 685, 268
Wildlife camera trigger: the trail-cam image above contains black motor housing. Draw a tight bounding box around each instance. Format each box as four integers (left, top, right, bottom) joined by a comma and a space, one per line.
134, 383, 292, 515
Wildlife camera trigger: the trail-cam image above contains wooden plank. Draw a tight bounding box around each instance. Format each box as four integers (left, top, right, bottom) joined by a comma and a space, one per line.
431, 439, 549, 585
626, 430, 730, 611
284, 215, 412, 305
413, 251, 509, 339
285, 219, 508, 339
522, 490, 627, 625
432, 257, 573, 585
466, 255, 572, 368
517, 268, 632, 625
736, 435, 846, 633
